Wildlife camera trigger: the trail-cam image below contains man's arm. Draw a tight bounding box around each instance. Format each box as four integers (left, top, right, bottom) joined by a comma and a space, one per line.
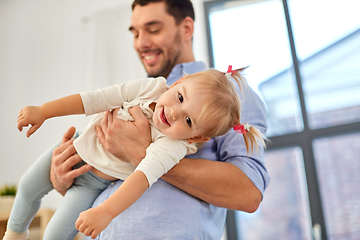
161, 158, 262, 213
96, 107, 262, 213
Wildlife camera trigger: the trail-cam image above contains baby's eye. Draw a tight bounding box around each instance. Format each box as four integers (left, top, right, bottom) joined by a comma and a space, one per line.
186, 117, 192, 127
178, 93, 184, 103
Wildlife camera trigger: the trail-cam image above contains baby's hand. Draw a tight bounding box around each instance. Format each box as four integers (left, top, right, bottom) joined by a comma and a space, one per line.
17, 106, 45, 137
75, 206, 113, 239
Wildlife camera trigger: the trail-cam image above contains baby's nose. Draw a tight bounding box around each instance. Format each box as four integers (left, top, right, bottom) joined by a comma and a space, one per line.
170, 107, 181, 120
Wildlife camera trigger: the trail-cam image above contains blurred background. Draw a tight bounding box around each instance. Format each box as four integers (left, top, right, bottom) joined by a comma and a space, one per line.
1, 0, 359, 239
205, 0, 360, 240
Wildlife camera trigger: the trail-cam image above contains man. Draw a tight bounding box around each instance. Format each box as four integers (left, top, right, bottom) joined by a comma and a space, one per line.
50, 0, 270, 239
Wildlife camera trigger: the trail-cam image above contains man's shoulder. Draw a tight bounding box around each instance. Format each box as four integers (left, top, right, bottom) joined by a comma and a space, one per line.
167, 61, 207, 84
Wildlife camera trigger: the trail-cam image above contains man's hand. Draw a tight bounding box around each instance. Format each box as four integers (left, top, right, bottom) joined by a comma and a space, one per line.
50, 127, 91, 195
95, 106, 152, 166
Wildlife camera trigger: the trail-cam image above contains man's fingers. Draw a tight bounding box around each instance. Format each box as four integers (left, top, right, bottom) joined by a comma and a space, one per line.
68, 163, 92, 179
95, 125, 106, 145
53, 139, 76, 159
61, 127, 76, 144
62, 152, 82, 170
101, 111, 111, 129
129, 106, 147, 122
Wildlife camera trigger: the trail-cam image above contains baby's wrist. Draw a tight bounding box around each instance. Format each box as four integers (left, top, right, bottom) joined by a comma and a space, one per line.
39, 103, 51, 120
97, 203, 117, 219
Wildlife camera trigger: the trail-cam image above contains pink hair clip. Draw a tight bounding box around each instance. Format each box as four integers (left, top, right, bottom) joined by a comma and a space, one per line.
225, 65, 236, 79
233, 122, 251, 134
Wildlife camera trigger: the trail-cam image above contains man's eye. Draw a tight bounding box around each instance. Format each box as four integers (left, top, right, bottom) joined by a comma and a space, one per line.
131, 31, 139, 38
178, 93, 184, 103
186, 117, 192, 127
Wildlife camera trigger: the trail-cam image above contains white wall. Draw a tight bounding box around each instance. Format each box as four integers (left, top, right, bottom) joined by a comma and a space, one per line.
0, 0, 208, 209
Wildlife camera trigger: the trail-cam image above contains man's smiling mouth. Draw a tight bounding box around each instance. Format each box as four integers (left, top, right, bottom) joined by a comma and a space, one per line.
144, 55, 156, 60
141, 51, 161, 65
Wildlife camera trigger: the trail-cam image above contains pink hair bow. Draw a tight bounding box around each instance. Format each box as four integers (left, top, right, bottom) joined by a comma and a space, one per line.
233, 122, 251, 134
225, 65, 236, 79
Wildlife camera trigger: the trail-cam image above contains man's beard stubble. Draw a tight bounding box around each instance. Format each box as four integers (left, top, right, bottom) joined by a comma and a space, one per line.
146, 31, 182, 78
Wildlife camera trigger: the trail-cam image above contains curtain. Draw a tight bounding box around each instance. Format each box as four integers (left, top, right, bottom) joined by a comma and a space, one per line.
82, 6, 146, 90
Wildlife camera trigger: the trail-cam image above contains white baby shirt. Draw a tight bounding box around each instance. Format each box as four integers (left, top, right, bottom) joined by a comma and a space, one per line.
73, 77, 197, 187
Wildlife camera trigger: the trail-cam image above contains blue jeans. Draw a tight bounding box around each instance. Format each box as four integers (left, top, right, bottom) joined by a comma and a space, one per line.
8, 138, 112, 240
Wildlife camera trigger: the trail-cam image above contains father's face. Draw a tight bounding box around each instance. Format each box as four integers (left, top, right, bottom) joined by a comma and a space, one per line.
129, 2, 183, 78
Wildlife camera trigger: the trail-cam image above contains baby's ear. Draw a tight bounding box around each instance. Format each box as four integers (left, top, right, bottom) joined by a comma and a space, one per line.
188, 135, 211, 143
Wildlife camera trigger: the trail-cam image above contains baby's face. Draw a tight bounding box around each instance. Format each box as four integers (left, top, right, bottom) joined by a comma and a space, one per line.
153, 79, 210, 143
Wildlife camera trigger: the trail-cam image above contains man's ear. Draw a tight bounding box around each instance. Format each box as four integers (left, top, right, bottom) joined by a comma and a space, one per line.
181, 16, 194, 42
188, 135, 211, 143
169, 77, 184, 89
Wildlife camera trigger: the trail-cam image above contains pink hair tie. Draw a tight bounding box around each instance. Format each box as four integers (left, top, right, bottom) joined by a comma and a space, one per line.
225, 65, 236, 79
233, 122, 251, 134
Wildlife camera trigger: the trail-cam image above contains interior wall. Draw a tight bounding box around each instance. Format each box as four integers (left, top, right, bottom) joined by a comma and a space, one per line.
0, 0, 208, 209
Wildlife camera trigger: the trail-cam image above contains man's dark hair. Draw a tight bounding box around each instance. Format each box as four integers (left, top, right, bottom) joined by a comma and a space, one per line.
132, 0, 195, 24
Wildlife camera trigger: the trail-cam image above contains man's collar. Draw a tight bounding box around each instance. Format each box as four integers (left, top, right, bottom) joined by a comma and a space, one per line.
167, 61, 207, 85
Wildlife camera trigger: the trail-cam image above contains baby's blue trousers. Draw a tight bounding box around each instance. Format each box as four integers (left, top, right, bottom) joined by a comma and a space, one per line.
7, 140, 112, 240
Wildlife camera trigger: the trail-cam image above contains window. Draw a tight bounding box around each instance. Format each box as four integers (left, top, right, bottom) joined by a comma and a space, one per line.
236, 147, 312, 240
205, 0, 360, 239
288, 0, 360, 130
313, 133, 360, 239
207, 0, 302, 137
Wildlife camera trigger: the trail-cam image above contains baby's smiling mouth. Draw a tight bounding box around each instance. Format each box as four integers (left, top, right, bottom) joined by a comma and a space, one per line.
161, 108, 170, 126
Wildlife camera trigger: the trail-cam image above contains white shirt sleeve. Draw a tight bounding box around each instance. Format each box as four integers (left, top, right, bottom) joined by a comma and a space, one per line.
134, 137, 191, 187
80, 77, 167, 116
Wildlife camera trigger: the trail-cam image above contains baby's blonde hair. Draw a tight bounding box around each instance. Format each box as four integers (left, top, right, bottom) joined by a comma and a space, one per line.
183, 68, 266, 155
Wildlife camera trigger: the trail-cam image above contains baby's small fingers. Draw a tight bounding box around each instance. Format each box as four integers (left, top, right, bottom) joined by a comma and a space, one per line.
91, 230, 99, 239
26, 124, 38, 138
17, 117, 26, 126
17, 119, 28, 132
75, 218, 82, 231
17, 112, 22, 121
17, 111, 25, 121
83, 227, 93, 237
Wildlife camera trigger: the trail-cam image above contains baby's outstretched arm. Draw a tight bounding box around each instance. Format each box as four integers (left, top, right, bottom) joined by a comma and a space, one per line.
17, 94, 84, 137
75, 170, 149, 239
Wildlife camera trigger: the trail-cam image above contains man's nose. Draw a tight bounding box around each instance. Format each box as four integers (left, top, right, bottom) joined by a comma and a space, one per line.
135, 32, 151, 50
